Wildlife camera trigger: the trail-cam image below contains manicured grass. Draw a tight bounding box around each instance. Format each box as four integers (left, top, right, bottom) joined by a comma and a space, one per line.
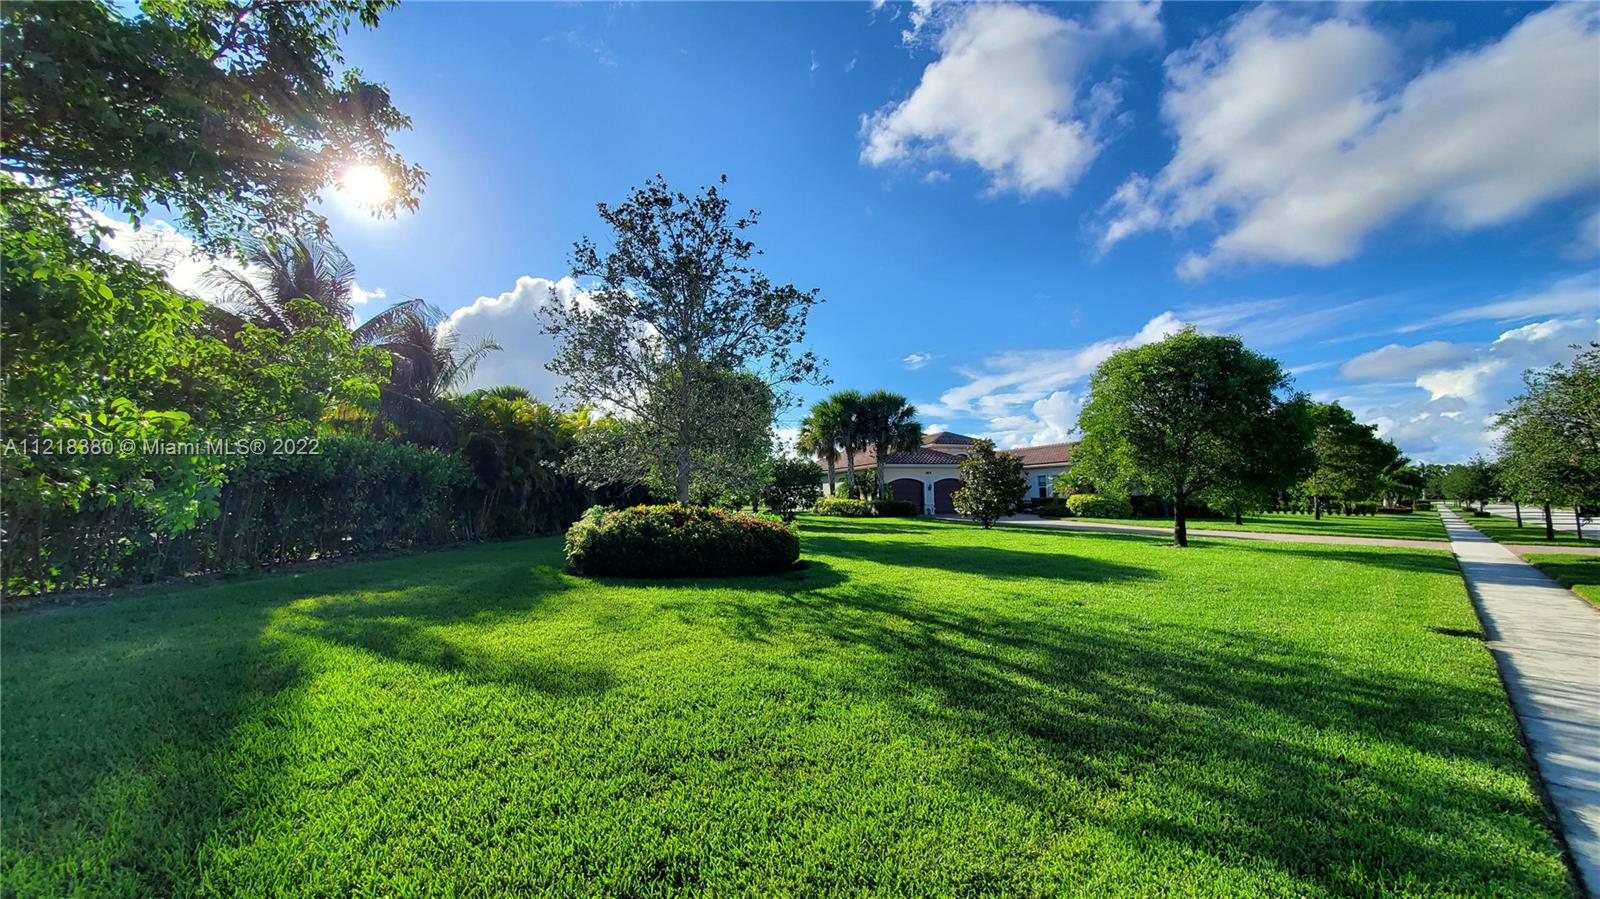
2, 517, 1569, 897
1068, 510, 1448, 541
1523, 553, 1600, 607
1457, 510, 1600, 547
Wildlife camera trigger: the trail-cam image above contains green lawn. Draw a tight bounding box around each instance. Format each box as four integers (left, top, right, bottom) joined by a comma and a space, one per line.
1523, 553, 1600, 607
2, 517, 1570, 897
1456, 510, 1600, 547
1066, 510, 1448, 541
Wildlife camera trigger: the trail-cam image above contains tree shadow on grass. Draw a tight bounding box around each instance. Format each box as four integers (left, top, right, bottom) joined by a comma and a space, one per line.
800, 533, 1159, 583
670, 579, 1567, 895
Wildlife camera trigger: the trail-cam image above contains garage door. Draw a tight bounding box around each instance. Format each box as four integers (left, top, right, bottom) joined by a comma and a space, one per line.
891, 478, 922, 508
933, 478, 963, 514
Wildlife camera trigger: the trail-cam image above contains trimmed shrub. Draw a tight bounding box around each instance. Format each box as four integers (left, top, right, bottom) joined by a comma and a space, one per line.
1353, 502, 1378, 516
872, 499, 919, 517
814, 497, 874, 517
1376, 506, 1413, 515
1066, 493, 1134, 519
564, 504, 799, 578
1413, 500, 1433, 511
1037, 498, 1070, 518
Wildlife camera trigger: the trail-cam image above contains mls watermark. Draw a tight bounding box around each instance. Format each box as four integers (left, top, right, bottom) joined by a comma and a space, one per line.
2, 437, 321, 458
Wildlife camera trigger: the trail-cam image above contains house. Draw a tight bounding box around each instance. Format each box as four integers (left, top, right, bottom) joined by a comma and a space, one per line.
819, 432, 1075, 515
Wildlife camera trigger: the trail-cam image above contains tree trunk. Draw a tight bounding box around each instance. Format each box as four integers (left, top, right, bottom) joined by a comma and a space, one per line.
1575, 505, 1585, 541
826, 460, 837, 496
1313, 496, 1322, 520
1234, 509, 1243, 526
1173, 493, 1189, 547
1544, 503, 1554, 541
1513, 501, 1522, 527
844, 449, 856, 494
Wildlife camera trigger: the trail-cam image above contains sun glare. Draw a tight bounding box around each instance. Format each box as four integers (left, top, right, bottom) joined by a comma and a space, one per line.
338, 164, 392, 207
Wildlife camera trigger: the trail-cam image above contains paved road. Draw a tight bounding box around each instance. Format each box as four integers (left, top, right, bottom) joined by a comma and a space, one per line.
948, 513, 1450, 550
1484, 503, 1596, 538
1441, 508, 1600, 896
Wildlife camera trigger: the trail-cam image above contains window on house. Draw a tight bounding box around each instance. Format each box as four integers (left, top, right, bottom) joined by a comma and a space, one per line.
1037, 474, 1048, 498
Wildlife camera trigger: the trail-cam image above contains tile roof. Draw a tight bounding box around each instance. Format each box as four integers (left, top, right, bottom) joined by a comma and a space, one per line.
923, 431, 976, 446
1005, 442, 1075, 466
814, 438, 1076, 469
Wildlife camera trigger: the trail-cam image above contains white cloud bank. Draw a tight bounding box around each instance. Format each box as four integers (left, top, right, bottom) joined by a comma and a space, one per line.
441, 276, 584, 401
861, 1, 1162, 196
1101, 3, 1600, 278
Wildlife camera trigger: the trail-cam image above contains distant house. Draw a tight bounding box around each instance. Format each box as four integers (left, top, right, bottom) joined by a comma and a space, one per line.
819, 431, 1074, 515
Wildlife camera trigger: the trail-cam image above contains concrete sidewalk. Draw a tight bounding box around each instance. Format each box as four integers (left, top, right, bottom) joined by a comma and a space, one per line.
1441, 508, 1600, 896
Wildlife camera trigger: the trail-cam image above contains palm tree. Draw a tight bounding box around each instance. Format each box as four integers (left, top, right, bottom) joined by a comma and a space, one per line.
204, 233, 358, 332
357, 299, 501, 442
856, 390, 923, 499
799, 398, 846, 495
826, 390, 867, 496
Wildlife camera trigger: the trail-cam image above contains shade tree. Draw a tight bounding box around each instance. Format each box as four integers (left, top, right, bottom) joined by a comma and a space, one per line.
1074, 328, 1305, 547
541, 175, 823, 503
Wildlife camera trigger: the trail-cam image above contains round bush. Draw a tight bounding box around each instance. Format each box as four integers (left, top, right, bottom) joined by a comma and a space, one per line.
564, 504, 799, 578
814, 497, 874, 517
1065, 493, 1134, 519
872, 499, 919, 517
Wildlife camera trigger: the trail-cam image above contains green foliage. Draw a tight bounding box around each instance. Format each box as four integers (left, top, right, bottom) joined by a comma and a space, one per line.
871, 499, 919, 517
798, 396, 849, 492
1496, 346, 1600, 519
1, 0, 424, 251
542, 175, 821, 502
813, 497, 874, 517
563, 503, 799, 578
952, 438, 1028, 528
1, 194, 388, 593
1036, 497, 1070, 518
1302, 402, 1403, 511
1442, 456, 1501, 511
1065, 493, 1135, 519
1075, 327, 1302, 545
1414, 500, 1433, 511
442, 389, 590, 538
855, 390, 922, 496
762, 458, 825, 522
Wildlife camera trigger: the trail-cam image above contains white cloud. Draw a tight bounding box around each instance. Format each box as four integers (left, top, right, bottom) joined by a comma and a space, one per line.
350, 283, 386, 307
91, 212, 244, 303
1341, 340, 1475, 380
1399, 271, 1600, 332
441, 276, 587, 400
1102, 3, 1600, 277
1571, 210, 1600, 260
862, 2, 1161, 196
1334, 314, 1596, 460
902, 351, 935, 370
809, 50, 819, 73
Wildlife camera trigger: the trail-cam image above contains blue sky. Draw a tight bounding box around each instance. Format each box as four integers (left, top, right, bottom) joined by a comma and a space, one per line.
120, 1, 1600, 462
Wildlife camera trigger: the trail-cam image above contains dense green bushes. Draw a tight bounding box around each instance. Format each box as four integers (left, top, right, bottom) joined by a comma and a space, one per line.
1414, 500, 1433, 511
1066, 494, 1134, 519
814, 497, 875, 517
872, 499, 918, 517
564, 504, 799, 577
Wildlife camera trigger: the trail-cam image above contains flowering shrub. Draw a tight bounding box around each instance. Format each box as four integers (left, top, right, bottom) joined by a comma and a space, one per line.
564, 503, 799, 578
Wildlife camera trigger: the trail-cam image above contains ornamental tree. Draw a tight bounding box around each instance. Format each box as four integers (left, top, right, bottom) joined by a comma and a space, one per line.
1075, 327, 1302, 547
541, 176, 823, 503
952, 439, 1028, 528
762, 457, 825, 522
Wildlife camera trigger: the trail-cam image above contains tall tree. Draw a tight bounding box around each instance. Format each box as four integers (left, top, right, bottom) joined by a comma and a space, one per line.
832, 390, 867, 495
542, 175, 824, 503
1075, 327, 1303, 547
798, 396, 847, 495
1443, 456, 1501, 513
857, 390, 923, 499
204, 234, 358, 332
1200, 395, 1315, 524
1, 0, 423, 251
1301, 402, 1396, 518
1496, 346, 1600, 539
